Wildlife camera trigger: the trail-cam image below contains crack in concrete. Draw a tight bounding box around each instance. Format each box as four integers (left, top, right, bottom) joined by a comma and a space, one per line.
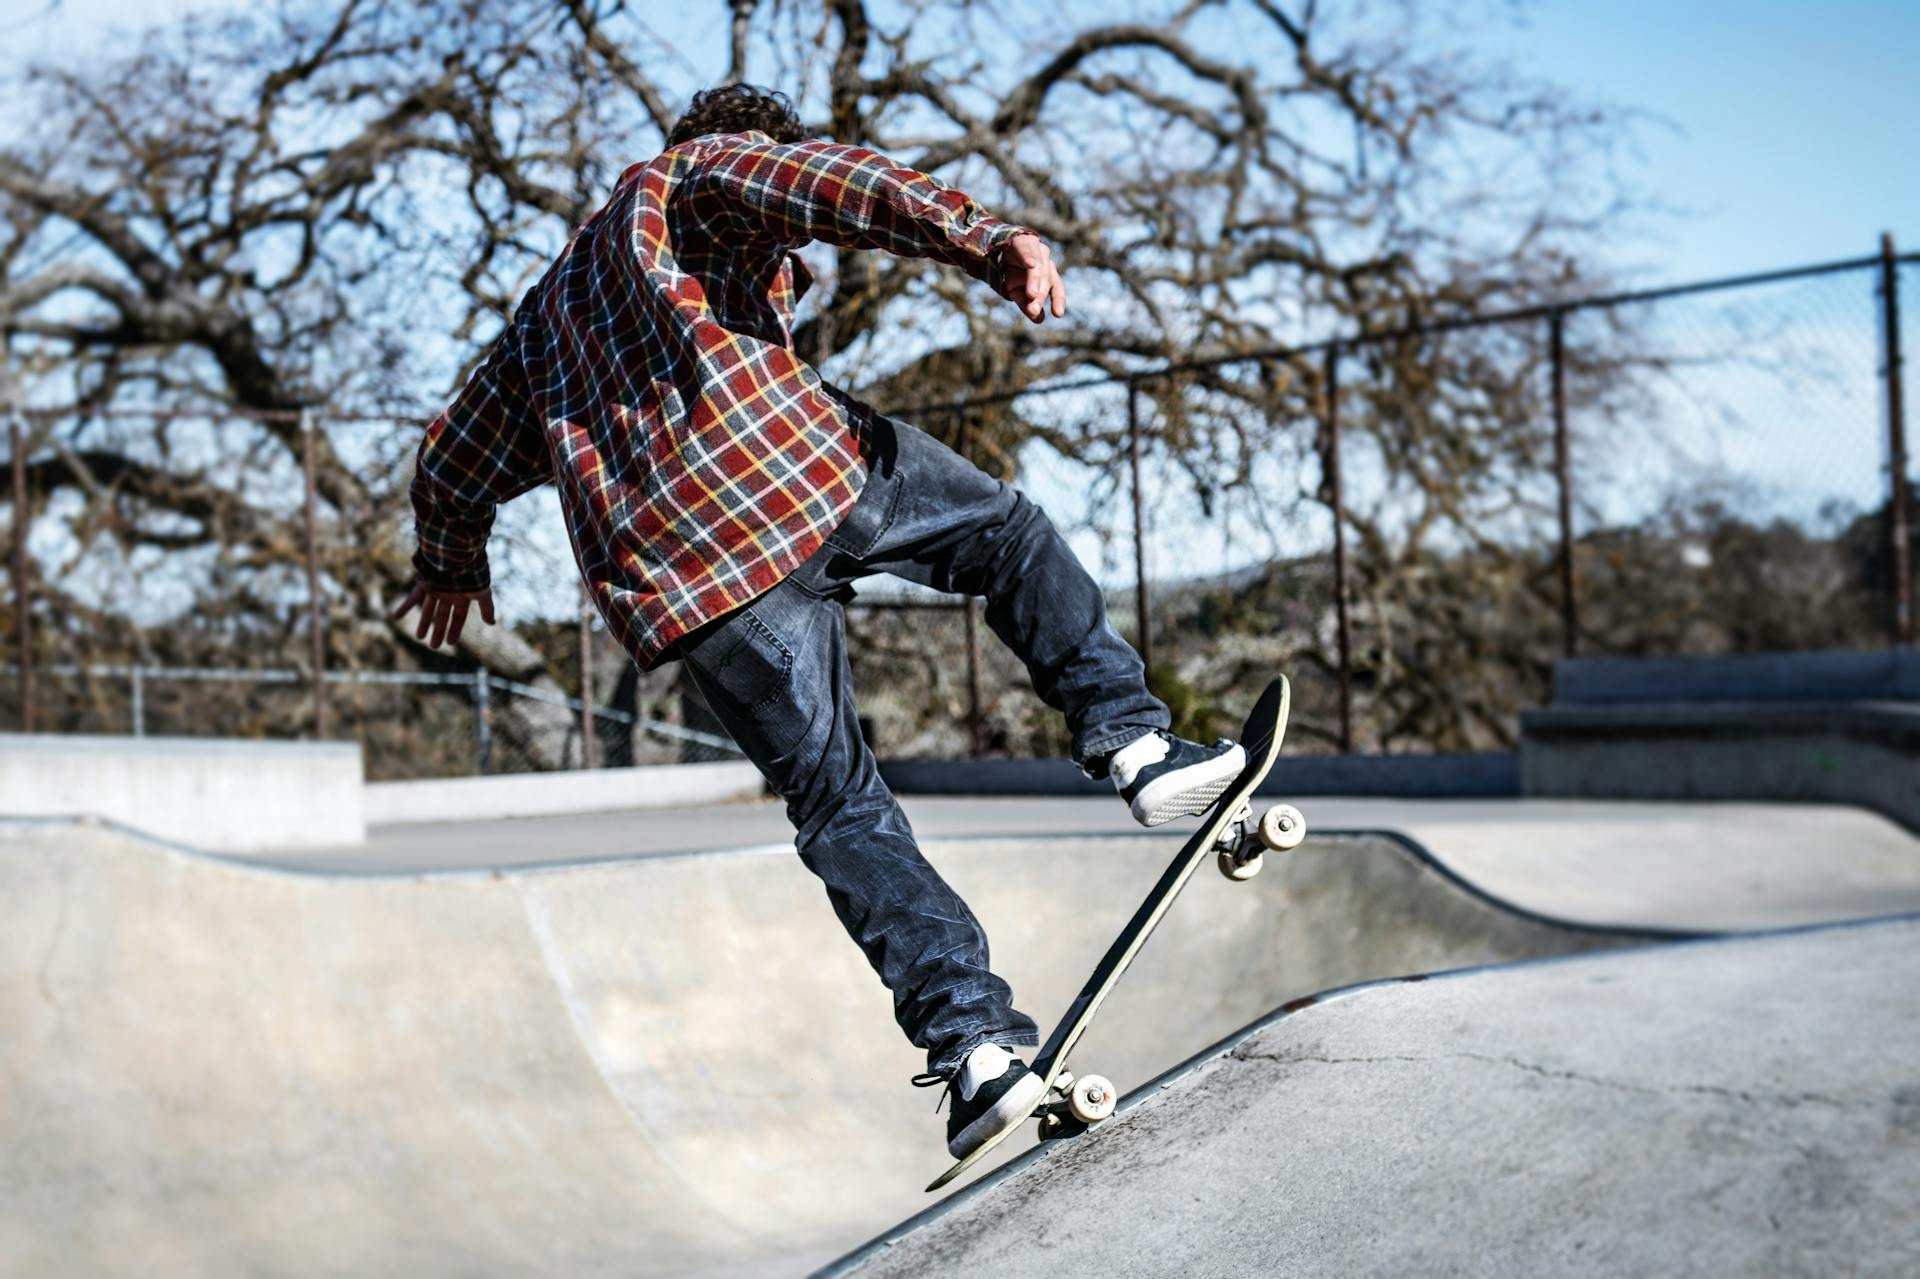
36, 859, 73, 1008
1229, 1045, 1873, 1112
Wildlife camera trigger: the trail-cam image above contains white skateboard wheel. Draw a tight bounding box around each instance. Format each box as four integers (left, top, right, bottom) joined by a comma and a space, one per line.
1066, 1074, 1117, 1124
1258, 804, 1306, 852
1218, 845, 1263, 881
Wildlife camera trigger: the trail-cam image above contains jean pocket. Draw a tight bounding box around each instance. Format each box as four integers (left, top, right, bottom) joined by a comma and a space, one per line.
823, 472, 900, 560
691, 606, 794, 713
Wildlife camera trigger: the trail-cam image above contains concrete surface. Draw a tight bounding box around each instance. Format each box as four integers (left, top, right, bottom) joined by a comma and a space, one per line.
1367, 798, 1920, 931
365, 759, 764, 825
250, 796, 1920, 933
830, 916, 1920, 1278
0, 733, 364, 850
0, 818, 1665, 1278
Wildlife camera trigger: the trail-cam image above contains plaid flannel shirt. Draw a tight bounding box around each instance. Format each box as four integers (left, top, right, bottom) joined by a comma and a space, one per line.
409, 130, 1032, 667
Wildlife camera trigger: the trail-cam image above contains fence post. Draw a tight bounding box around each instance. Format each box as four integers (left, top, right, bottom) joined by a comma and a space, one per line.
1324, 345, 1354, 754
130, 665, 145, 737
1127, 378, 1154, 676
1882, 232, 1912, 647
955, 406, 986, 756
1550, 310, 1580, 657
8, 410, 30, 732
578, 583, 599, 769
299, 409, 329, 738
472, 673, 493, 774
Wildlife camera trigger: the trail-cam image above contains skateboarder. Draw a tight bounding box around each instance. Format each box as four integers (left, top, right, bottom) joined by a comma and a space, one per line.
394, 84, 1245, 1162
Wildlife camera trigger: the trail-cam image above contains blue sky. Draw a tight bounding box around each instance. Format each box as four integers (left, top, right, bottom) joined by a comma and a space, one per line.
1493, 0, 1916, 278
7, 0, 1913, 281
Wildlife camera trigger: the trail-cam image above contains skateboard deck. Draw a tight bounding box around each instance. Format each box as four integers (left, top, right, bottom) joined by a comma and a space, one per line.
926, 675, 1293, 1192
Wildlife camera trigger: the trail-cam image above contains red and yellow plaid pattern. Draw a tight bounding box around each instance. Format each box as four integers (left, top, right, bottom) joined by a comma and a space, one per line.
410, 130, 1031, 666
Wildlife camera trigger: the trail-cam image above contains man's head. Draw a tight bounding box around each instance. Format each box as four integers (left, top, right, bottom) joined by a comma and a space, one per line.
666, 84, 810, 149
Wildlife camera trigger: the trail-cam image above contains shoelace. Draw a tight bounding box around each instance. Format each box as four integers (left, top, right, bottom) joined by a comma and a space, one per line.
1156, 731, 1236, 762
910, 1071, 953, 1114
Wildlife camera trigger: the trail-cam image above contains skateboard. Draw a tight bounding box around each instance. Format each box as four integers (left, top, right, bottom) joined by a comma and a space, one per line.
925, 676, 1304, 1192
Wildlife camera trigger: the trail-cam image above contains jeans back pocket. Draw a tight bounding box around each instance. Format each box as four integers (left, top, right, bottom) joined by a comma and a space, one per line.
691, 606, 794, 713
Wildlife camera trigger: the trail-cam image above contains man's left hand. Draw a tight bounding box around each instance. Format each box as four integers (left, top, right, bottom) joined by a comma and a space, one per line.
392, 579, 496, 649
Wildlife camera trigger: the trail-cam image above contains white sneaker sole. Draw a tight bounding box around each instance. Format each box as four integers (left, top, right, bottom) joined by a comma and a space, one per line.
1129, 744, 1248, 827
947, 1070, 1049, 1159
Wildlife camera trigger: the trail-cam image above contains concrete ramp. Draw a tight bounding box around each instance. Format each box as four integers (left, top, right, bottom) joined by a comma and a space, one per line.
0, 820, 1668, 1277
829, 918, 1920, 1278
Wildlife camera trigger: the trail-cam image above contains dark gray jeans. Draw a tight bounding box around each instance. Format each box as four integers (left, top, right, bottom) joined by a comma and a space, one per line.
679, 414, 1168, 1074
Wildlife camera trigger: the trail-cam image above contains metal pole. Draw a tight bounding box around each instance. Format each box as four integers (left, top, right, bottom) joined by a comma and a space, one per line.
10, 413, 30, 732
956, 406, 986, 756
1550, 310, 1580, 657
473, 673, 493, 774
299, 410, 329, 738
1325, 346, 1354, 754
130, 666, 144, 737
1127, 379, 1154, 675
1882, 232, 1912, 646
963, 600, 986, 755
578, 583, 599, 770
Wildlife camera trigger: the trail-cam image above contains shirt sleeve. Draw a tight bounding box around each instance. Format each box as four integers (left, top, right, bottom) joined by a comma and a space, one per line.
409, 319, 552, 593
685, 134, 1034, 286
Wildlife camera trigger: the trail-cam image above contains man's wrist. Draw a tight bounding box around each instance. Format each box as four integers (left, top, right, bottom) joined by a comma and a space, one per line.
985, 228, 1037, 295
411, 546, 491, 595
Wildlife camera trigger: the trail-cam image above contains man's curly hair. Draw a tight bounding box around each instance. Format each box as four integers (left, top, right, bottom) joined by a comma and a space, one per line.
667, 84, 810, 149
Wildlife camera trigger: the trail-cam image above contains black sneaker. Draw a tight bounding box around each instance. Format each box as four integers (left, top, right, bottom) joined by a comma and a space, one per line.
913, 1043, 1049, 1159
1107, 730, 1247, 827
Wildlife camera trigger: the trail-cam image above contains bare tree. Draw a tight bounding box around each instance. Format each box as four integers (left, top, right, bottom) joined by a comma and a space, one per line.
1, 0, 1642, 760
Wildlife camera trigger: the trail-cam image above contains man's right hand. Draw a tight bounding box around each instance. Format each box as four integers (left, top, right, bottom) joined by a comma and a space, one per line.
998, 233, 1067, 324
392, 578, 496, 649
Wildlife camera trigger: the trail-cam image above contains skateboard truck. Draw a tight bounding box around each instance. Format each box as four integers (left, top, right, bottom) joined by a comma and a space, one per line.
1035, 1070, 1117, 1141
1216, 802, 1307, 881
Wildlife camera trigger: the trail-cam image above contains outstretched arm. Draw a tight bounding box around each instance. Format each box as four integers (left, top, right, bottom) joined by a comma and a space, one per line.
687, 135, 1066, 323
397, 320, 551, 645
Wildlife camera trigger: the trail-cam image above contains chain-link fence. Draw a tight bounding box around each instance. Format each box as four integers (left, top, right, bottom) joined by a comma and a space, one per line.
848, 243, 1914, 757
3, 240, 1912, 774
0, 663, 743, 779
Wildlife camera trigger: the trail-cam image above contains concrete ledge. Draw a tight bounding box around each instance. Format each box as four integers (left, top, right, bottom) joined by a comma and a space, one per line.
1524, 699, 1920, 745
365, 760, 766, 826
878, 757, 1106, 797
1257, 751, 1519, 798
0, 733, 364, 851
1521, 701, 1920, 832
1554, 649, 1920, 705
879, 752, 1519, 799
